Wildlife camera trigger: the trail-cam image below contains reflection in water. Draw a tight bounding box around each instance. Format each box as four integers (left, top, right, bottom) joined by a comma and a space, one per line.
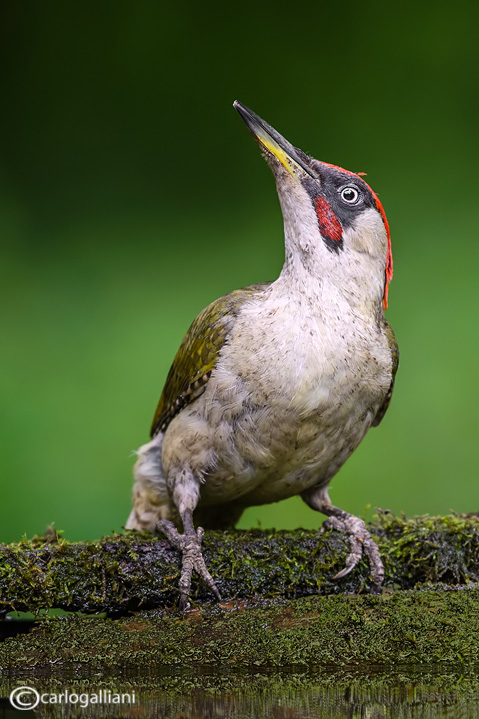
1, 666, 479, 718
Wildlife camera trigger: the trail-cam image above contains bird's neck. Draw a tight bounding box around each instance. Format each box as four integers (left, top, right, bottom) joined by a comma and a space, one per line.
278, 246, 385, 320
275, 191, 385, 318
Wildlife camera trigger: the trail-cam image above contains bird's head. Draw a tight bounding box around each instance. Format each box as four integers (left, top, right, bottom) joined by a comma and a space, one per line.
234, 101, 393, 311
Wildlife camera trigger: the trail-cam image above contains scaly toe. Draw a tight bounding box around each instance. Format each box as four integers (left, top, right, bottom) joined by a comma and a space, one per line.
193, 556, 221, 602
325, 514, 384, 592
158, 521, 221, 608
156, 519, 184, 550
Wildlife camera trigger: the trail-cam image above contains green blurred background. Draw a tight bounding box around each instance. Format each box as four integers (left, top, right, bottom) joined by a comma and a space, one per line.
1, 2, 478, 542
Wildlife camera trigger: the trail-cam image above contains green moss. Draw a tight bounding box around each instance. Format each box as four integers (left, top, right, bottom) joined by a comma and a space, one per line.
2, 588, 479, 672
0, 514, 478, 616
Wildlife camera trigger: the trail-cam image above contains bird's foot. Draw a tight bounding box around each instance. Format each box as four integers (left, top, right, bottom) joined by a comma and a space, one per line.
323, 513, 384, 593
157, 519, 221, 610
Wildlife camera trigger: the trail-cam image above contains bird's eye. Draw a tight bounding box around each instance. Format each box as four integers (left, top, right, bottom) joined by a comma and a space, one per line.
340, 187, 360, 204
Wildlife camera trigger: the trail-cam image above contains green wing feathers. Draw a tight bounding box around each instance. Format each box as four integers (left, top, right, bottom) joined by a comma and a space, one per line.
150, 284, 270, 437
372, 320, 399, 427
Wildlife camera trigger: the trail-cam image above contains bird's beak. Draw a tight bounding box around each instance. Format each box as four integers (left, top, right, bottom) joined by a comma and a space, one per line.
234, 101, 315, 181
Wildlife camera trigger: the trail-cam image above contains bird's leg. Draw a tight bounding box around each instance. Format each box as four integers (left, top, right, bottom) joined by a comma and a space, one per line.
302, 486, 384, 593
157, 509, 221, 610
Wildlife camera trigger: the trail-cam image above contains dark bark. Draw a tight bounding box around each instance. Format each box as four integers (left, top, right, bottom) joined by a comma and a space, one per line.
1, 513, 478, 616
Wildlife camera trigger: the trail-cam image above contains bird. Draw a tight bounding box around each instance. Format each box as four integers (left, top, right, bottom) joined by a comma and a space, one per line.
126, 101, 398, 609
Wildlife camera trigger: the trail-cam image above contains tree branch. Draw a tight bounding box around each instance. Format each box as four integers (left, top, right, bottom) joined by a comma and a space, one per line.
1, 513, 478, 616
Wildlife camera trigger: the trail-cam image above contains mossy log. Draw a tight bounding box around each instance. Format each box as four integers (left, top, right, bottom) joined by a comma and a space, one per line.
1, 514, 479, 674
2, 589, 479, 673
1, 513, 478, 616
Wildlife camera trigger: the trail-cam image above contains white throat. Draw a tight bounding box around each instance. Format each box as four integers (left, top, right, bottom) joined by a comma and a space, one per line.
274, 177, 387, 317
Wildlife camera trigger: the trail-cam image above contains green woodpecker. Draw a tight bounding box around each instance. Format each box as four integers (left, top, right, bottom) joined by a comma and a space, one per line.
126, 101, 398, 609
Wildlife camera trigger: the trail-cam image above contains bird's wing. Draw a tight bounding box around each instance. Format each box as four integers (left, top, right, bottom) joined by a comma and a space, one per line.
372, 320, 399, 427
150, 283, 270, 437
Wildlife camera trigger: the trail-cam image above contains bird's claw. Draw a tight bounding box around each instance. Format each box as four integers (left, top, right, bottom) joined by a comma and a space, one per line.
323, 513, 384, 593
157, 519, 221, 610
